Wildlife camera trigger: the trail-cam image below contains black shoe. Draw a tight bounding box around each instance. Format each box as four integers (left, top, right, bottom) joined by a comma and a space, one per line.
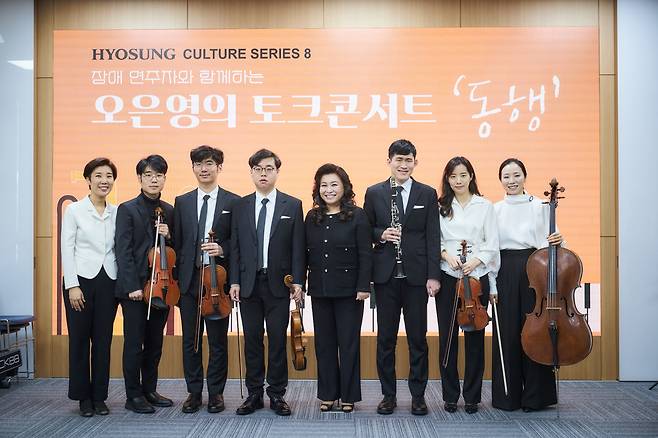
79, 399, 94, 417
411, 396, 428, 416
377, 395, 397, 415
236, 393, 264, 415
465, 403, 479, 414
181, 393, 202, 414
93, 400, 110, 415
207, 394, 225, 413
444, 402, 458, 413
144, 391, 173, 407
270, 395, 291, 416
522, 406, 536, 413
125, 396, 155, 414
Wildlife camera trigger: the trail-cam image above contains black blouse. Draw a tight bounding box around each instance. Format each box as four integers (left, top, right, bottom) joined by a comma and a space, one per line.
305, 207, 372, 297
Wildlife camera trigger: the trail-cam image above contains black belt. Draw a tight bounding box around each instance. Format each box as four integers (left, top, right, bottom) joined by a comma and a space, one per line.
257, 268, 268, 276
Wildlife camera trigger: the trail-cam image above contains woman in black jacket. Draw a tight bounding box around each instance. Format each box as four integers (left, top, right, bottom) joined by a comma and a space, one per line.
305, 163, 372, 413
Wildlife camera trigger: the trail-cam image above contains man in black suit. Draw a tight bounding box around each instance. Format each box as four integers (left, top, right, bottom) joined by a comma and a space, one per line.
173, 145, 239, 414
229, 149, 305, 416
363, 139, 441, 416
115, 154, 174, 414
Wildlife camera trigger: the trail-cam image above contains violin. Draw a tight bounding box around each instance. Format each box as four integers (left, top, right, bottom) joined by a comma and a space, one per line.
456, 240, 490, 332
194, 230, 231, 353
522, 179, 592, 367
143, 207, 180, 318
285, 275, 307, 371
199, 230, 231, 321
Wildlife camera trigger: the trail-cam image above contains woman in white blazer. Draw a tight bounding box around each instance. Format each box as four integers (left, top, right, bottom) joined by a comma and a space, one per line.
61, 157, 119, 417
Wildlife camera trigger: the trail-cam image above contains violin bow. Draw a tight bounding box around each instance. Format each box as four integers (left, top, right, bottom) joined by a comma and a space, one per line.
235, 301, 244, 399
193, 236, 206, 354
492, 297, 508, 396
146, 212, 162, 321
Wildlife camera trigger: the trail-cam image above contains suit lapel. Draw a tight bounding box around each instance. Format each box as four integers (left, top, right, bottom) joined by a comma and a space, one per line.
403, 180, 421, 226
211, 186, 225, 233
269, 191, 287, 238
248, 194, 257, 240
135, 196, 154, 240
189, 189, 200, 242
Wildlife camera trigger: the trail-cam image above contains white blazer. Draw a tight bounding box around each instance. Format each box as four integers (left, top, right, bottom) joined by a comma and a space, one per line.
61, 195, 118, 289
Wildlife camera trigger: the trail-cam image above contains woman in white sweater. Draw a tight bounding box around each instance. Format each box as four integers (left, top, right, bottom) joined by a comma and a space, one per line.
491, 158, 562, 412
61, 157, 119, 417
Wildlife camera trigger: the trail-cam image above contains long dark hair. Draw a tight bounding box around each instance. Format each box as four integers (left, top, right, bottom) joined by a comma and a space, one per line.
439, 156, 481, 218
309, 163, 356, 224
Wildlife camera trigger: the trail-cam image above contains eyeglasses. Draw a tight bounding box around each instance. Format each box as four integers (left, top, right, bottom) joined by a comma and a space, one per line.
252, 166, 277, 175
193, 161, 217, 170
142, 173, 165, 180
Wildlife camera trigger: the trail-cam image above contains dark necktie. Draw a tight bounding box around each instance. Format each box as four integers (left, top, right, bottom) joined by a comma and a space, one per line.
257, 198, 269, 269
395, 186, 405, 223
196, 194, 210, 268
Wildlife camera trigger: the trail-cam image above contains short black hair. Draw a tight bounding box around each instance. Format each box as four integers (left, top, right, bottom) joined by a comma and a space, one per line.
248, 148, 281, 169
190, 145, 224, 165
83, 157, 117, 180
388, 139, 417, 159
498, 158, 527, 180
136, 154, 168, 175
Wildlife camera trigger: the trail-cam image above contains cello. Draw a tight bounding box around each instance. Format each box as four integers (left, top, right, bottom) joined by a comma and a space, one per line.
284, 275, 307, 371
143, 207, 180, 320
522, 179, 592, 368
194, 230, 232, 353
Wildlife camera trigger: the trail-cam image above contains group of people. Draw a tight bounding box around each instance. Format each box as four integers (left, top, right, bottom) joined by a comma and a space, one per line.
61, 139, 562, 418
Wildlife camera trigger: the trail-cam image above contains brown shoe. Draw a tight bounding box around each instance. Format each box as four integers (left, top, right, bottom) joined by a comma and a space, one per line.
207, 394, 225, 413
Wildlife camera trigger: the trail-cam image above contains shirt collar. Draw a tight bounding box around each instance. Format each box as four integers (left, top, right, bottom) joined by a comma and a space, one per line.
399, 177, 413, 193
255, 188, 277, 205
198, 185, 219, 201
504, 193, 534, 204
452, 194, 484, 209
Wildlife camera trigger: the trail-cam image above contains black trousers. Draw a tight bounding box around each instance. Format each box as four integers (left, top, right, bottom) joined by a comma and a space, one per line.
436, 271, 489, 404
63, 268, 117, 401
241, 273, 290, 398
121, 299, 169, 399
312, 296, 364, 403
375, 278, 429, 398
179, 271, 229, 395
492, 249, 557, 410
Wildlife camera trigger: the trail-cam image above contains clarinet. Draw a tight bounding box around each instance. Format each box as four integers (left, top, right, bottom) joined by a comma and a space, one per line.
390, 177, 406, 279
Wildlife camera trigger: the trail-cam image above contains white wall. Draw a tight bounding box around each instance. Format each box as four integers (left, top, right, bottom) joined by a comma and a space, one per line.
0, 1, 34, 316
0, 0, 35, 377
618, 0, 658, 381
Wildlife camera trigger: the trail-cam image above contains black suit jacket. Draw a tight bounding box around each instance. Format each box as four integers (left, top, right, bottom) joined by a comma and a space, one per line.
230, 190, 306, 298
363, 178, 441, 286
173, 187, 240, 295
305, 207, 372, 297
114, 194, 174, 299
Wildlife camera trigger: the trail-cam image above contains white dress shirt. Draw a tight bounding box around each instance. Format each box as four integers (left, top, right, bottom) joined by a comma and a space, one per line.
398, 177, 412, 213
255, 189, 277, 269
440, 195, 500, 292
61, 195, 117, 289
197, 186, 219, 265
494, 194, 560, 250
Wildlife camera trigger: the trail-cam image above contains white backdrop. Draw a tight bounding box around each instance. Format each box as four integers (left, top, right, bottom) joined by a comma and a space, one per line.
0, 0, 34, 316
618, 0, 658, 381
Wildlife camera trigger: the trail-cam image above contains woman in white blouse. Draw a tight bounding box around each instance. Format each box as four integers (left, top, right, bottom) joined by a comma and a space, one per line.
437, 156, 499, 415
61, 157, 119, 417
491, 158, 562, 412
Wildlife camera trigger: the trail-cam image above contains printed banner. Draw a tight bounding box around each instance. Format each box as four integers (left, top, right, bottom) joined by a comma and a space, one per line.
53, 28, 600, 335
